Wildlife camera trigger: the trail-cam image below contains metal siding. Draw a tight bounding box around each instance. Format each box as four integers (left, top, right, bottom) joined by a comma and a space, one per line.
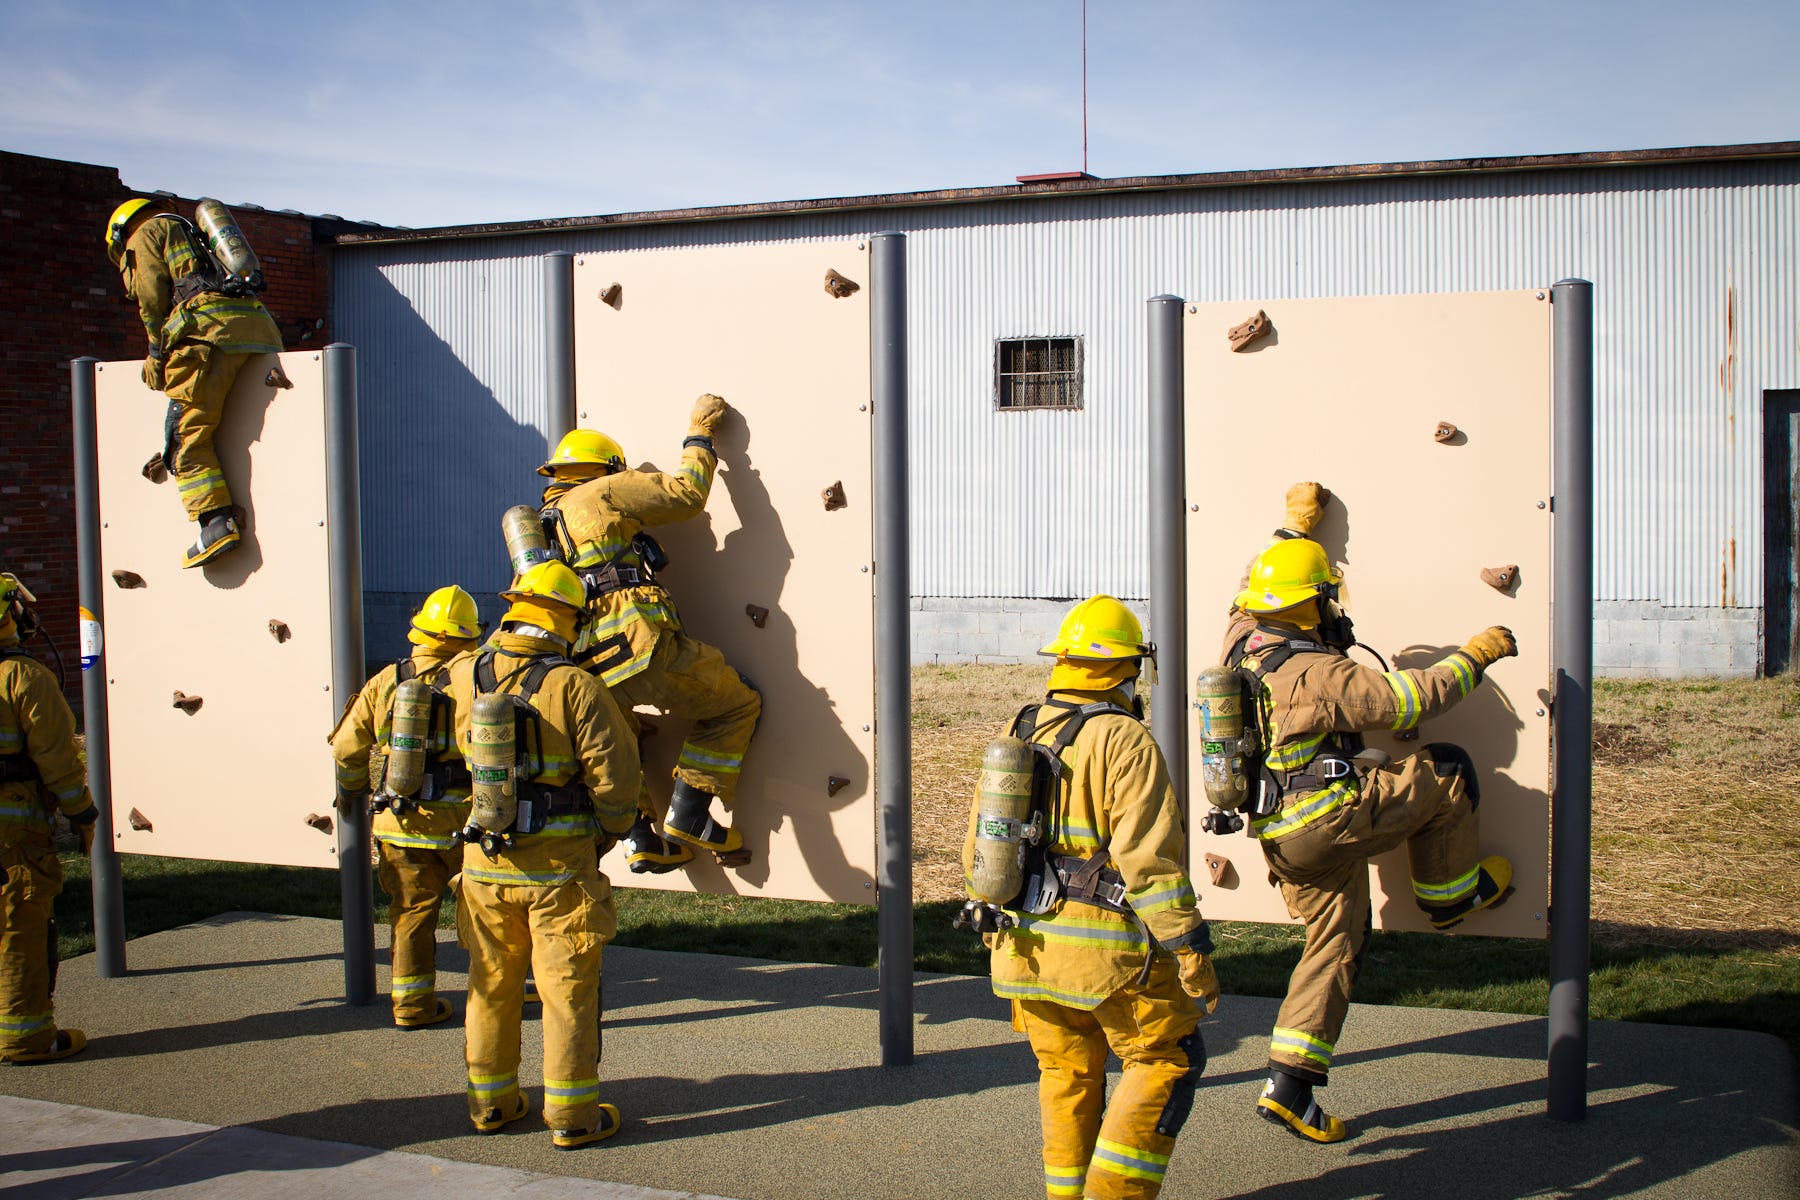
332, 160, 1800, 610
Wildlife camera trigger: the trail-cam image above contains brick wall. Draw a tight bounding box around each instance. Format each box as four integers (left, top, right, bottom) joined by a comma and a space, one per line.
0, 150, 342, 708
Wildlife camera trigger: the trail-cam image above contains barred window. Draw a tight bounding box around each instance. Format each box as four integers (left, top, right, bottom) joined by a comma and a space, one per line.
995, 336, 1083, 410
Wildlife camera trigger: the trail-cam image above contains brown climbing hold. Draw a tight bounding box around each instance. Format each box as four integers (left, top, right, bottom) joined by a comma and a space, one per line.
265, 366, 293, 389
824, 269, 860, 299
269, 619, 292, 643
111, 570, 146, 589
304, 813, 334, 835
1481, 564, 1519, 593
171, 690, 203, 714
1203, 853, 1232, 887
1434, 421, 1459, 443
600, 283, 623, 309
127, 808, 153, 832
822, 481, 847, 511
745, 604, 769, 628
1227, 310, 1271, 351
827, 775, 850, 797
141, 453, 168, 483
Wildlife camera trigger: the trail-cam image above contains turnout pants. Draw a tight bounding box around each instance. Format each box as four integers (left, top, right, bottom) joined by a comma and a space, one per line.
1259, 744, 1479, 1083
162, 344, 254, 519
614, 628, 760, 804
1018, 956, 1205, 1200
376, 841, 462, 1024
0, 831, 63, 1057
459, 856, 615, 1133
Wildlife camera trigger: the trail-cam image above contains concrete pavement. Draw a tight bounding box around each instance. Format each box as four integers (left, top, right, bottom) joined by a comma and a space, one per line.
1, 912, 1794, 1199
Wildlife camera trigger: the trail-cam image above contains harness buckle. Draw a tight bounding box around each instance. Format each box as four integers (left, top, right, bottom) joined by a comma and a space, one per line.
1316, 756, 1353, 781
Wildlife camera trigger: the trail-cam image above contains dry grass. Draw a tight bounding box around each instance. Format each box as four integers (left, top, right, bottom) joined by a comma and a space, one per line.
910, 665, 1800, 955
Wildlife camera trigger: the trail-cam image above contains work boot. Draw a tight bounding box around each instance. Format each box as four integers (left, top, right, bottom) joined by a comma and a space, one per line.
524, 975, 541, 1005
1257, 1072, 1346, 1143
622, 814, 694, 874
552, 1102, 622, 1150
1426, 856, 1514, 930
396, 997, 452, 1030
0, 1028, 86, 1065
181, 507, 241, 568
663, 780, 744, 857
471, 1092, 531, 1134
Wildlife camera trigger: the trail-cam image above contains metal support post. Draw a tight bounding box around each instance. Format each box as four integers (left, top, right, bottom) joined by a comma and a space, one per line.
324, 344, 375, 1006
1548, 279, 1594, 1120
1146, 296, 1188, 826
544, 252, 578, 451
71, 357, 126, 977
872, 232, 914, 1067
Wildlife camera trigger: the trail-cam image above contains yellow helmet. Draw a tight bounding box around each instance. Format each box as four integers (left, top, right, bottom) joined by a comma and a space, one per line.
105, 197, 168, 263
501, 561, 587, 611
0, 572, 35, 642
538, 429, 625, 477
1234, 538, 1341, 613
411, 584, 482, 640
1039, 595, 1153, 661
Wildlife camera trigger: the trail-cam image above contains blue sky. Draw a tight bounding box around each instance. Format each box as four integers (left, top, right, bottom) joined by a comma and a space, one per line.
3, 1, 1795, 229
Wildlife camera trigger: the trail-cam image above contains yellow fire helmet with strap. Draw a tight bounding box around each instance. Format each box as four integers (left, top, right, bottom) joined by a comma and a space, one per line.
410, 584, 483, 642
104, 196, 170, 264
501, 561, 587, 612
538, 429, 625, 477
1234, 537, 1342, 614
1039, 595, 1154, 661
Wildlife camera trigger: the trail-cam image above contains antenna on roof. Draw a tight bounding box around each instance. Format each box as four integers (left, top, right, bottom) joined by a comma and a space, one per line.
1015, 1, 1098, 184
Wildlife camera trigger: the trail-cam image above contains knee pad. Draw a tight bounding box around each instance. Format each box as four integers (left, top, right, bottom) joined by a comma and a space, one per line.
1423, 742, 1481, 806
1154, 1029, 1208, 1137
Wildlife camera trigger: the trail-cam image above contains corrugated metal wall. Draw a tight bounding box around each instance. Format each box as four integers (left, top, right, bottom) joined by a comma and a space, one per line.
332, 160, 1800, 609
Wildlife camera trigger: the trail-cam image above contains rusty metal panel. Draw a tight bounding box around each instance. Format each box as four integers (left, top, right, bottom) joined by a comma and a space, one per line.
95, 352, 341, 868
1183, 291, 1552, 938
571, 243, 876, 904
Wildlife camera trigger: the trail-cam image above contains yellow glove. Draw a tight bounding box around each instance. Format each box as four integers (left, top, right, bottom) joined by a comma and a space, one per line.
1282, 481, 1330, 535
1176, 946, 1220, 1015
141, 355, 166, 392
1461, 625, 1518, 668
689, 393, 728, 438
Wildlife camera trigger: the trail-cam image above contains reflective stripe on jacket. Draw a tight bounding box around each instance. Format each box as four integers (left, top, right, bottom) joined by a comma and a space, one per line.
970, 685, 1210, 1010
444, 631, 639, 886
0, 648, 91, 834
541, 444, 715, 686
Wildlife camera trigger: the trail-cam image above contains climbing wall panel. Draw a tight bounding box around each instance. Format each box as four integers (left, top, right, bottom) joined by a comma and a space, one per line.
572, 243, 876, 903
1183, 291, 1553, 939
95, 351, 342, 868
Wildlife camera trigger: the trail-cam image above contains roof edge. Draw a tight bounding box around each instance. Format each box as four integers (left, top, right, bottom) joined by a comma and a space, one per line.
332, 140, 1800, 248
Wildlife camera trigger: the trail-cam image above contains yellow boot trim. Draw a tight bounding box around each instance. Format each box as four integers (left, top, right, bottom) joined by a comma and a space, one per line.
552, 1102, 622, 1150
1257, 1093, 1347, 1144
0, 1028, 86, 1065
470, 1091, 530, 1133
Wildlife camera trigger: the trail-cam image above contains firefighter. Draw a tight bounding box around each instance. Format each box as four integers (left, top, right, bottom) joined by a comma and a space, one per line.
329, 585, 483, 1029
0, 571, 99, 1064
1221, 483, 1516, 1144
104, 197, 284, 568
965, 596, 1220, 1200
537, 394, 761, 869
444, 561, 638, 1149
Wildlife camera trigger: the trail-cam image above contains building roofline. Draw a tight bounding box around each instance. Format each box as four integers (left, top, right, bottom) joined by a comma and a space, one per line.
331, 140, 1800, 248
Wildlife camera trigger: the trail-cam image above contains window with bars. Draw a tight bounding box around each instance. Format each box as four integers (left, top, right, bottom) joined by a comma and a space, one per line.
995, 336, 1083, 410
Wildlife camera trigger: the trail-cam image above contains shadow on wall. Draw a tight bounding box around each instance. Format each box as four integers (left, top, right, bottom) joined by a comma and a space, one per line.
350, 271, 551, 662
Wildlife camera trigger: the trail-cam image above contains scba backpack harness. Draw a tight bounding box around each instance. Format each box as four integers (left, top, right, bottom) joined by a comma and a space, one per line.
459, 649, 594, 858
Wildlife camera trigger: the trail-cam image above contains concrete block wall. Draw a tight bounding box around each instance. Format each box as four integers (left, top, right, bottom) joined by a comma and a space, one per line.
916, 597, 1764, 678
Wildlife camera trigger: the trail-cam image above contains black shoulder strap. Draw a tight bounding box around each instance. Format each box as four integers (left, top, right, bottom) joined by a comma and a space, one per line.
515, 655, 573, 705
395, 658, 417, 684
1008, 701, 1043, 740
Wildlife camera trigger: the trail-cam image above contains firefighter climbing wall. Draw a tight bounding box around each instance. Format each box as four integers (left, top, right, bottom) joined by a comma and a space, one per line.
573, 243, 876, 904
95, 351, 341, 868
1183, 290, 1553, 939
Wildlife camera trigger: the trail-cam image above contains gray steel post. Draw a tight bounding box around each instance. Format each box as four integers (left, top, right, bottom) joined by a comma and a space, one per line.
872, 232, 913, 1067
1548, 279, 1594, 1120
544, 252, 578, 450
1147, 297, 1188, 827
70, 356, 126, 977
324, 344, 374, 1006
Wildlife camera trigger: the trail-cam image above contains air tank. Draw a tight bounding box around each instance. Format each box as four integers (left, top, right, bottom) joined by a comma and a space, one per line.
193, 198, 263, 292
384, 678, 432, 799
502, 505, 556, 576
1195, 666, 1251, 812
966, 735, 1039, 906
464, 693, 518, 852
